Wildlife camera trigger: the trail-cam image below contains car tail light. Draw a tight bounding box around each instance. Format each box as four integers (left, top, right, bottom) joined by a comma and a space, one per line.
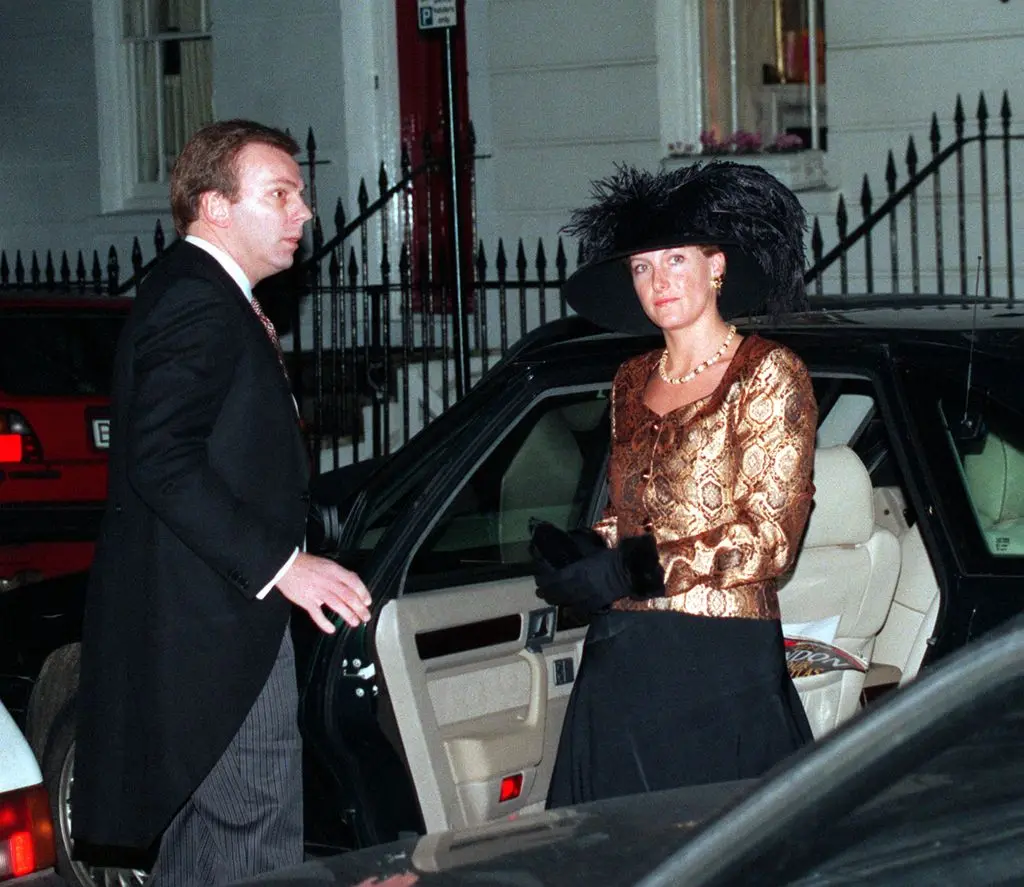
0, 784, 56, 880
0, 412, 43, 463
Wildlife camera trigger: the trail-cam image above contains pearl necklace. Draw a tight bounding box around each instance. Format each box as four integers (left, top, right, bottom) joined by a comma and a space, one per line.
657, 325, 737, 385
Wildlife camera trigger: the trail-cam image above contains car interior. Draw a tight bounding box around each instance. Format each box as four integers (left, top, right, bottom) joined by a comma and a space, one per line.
372, 377, 947, 833
958, 416, 1024, 556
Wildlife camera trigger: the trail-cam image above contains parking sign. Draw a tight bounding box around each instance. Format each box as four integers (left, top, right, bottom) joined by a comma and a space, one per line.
417, 0, 457, 30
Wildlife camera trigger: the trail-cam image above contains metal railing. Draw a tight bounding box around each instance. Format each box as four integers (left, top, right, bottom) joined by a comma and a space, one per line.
3, 92, 1019, 469
806, 91, 1020, 302
0, 221, 167, 295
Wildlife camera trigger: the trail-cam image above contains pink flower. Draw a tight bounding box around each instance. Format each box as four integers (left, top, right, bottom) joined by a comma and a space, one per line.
699, 130, 730, 154
730, 130, 763, 154
766, 132, 805, 153
671, 129, 806, 158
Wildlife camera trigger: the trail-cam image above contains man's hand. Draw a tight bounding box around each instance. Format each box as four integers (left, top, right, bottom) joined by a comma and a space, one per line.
275, 551, 372, 633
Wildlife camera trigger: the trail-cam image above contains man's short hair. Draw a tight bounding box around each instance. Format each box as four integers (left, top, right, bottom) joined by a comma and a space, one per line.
170, 120, 301, 236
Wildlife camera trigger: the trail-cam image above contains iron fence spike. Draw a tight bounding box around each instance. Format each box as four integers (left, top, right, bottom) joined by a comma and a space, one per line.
810, 217, 823, 261
860, 174, 873, 209
977, 92, 989, 123
906, 136, 918, 172
954, 95, 965, 135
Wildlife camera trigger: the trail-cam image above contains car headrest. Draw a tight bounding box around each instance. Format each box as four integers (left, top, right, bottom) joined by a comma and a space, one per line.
803, 445, 874, 548
963, 432, 1024, 526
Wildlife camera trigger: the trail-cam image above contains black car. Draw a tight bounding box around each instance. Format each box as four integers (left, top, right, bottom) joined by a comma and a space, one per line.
223, 608, 1024, 886
3, 299, 1024, 886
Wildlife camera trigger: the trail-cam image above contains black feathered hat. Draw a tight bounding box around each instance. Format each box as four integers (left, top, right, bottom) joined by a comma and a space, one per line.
560, 161, 809, 334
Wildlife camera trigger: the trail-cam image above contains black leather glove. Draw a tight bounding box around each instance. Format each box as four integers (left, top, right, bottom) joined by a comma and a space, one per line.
530, 521, 665, 612
529, 519, 607, 569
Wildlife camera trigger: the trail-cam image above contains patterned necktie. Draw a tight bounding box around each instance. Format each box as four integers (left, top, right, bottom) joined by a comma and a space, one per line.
250, 296, 289, 378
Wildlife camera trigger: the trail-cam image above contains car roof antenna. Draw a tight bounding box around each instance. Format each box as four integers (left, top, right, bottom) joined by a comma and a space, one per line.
958, 255, 984, 442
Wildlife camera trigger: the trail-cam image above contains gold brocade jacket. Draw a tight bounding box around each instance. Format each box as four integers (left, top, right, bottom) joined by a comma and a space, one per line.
597, 334, 817, 620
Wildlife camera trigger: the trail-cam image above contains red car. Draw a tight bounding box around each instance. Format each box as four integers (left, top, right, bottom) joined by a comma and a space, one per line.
0, 294, 131, 592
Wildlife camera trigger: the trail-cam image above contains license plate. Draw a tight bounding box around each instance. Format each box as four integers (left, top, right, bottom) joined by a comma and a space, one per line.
91, 417, 111, 450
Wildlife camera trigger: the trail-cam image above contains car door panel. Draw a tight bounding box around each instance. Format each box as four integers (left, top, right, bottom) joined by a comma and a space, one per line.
359, 385, 609, 833
376, 578, 586, 833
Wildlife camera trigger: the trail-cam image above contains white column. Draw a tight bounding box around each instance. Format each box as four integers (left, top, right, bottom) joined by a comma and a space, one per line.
338, 1, 402, 213
727, 0, 739, 136
807, 0, 820, 149
656, 0, 705, 152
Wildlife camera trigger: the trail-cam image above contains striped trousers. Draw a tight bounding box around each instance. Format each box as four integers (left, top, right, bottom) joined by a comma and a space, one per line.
148, 627, 303, 887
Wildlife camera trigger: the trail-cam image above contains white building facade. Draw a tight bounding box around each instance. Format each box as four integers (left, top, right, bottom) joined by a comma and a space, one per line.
1, 1, 1021, 296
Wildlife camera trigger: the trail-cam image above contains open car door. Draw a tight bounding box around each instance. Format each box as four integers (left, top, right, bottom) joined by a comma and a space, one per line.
372, 387, 610, 832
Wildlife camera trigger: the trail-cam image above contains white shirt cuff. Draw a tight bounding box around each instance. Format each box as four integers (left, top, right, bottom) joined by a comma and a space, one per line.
256, 547, 300, 599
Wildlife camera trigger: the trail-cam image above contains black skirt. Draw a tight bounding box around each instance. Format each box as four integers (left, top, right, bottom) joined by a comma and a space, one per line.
546, 609, 813, 809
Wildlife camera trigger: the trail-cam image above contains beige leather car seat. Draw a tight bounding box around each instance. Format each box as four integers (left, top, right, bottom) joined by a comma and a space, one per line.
498, 411, 583, 560
963, 431, 1024, 555
779, 445, 902, 738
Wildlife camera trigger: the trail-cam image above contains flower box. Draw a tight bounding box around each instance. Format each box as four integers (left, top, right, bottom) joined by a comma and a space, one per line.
660, 149, 828, 193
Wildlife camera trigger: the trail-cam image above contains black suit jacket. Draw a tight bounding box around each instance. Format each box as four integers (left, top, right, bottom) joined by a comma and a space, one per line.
73, 242, 310, 850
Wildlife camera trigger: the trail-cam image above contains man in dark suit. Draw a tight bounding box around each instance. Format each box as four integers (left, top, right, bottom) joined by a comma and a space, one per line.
72, 120, 371, 886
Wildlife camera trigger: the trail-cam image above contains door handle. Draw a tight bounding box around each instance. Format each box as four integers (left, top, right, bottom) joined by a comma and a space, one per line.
526, 606, 557, 652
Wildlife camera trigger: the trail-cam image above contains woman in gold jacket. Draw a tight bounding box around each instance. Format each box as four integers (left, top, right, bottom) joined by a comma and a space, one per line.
533, 161, 817, 807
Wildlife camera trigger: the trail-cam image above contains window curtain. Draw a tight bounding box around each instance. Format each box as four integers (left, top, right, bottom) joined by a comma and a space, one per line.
700, 0, 776, 141
738, 2, 775, 138
162, 0, 212, 175
124, 0, 212, 182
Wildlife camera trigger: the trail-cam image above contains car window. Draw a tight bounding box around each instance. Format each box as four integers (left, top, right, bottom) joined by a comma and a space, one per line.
0, 311, 125, 396
940, 395, 1024, 558
403, 389, 610, 592
812, 375, 900, 487
347, 448, 447, 559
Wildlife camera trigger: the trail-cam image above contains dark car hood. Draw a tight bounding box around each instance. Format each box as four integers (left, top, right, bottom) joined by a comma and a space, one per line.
231, 779, 752, 886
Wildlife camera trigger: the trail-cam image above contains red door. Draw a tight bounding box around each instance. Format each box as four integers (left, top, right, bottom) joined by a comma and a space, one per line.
395, 0, 475, 311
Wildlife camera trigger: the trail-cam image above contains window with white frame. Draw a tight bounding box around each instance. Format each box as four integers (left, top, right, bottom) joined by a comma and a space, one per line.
123, 0, 213, 185
703, 0, 825, 149
659, 0, 826, 156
